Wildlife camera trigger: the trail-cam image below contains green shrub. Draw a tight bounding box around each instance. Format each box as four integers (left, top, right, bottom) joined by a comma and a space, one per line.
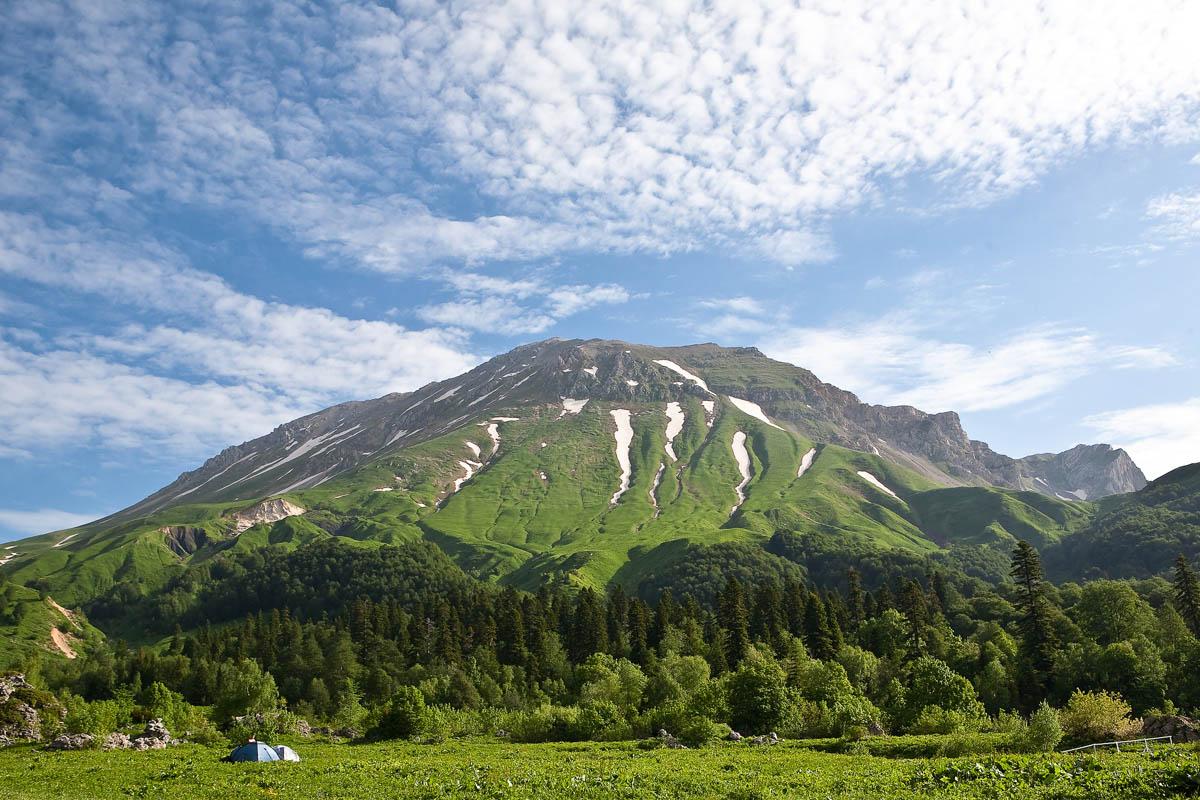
62, 693, 132, 739
1013, 702, 1063, 752
367, 686, 426, 740
225, 710, 309, 745
907, 705, 985, 735
1058, 690, 1140, 743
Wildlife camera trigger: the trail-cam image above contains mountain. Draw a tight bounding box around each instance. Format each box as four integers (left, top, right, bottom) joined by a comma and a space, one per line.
0, 338, 1163, 660
107, 339, 1142, 519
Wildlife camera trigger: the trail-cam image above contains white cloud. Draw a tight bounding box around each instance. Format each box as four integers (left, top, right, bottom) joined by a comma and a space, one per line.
1085, 398, 1200, 479
762, 318, 1176, 413
5, 1, 1200, 270
1146, 190, 1200, 241
0, 216, 480, 457
417, 271, 630, 334
0, 508, 105, 540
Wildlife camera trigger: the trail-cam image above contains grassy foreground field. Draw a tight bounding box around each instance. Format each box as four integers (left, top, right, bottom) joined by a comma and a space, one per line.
2, 739, 1199, 799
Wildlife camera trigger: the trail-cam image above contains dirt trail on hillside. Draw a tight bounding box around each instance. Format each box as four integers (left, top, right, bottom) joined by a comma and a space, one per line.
46, 597, 79, 628
50, 627, 77, 658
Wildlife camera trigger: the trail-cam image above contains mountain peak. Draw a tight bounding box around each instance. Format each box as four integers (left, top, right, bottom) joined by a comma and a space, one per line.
104, 337, 1144, 522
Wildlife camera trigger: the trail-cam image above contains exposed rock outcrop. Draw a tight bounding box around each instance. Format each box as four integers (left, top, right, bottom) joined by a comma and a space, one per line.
159, 525, 209, 556
0, 674, 62, 744
1143, 714, 1200, 743
226, 499, 306, 533
47, 733, 94, 750
130, 718, 172, 749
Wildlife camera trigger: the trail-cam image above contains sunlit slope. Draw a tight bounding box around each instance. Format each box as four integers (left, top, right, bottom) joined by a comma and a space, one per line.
4, 393, 1092, 604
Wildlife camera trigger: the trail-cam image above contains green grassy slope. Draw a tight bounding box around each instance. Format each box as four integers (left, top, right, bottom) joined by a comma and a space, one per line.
2, 395, 1097, 642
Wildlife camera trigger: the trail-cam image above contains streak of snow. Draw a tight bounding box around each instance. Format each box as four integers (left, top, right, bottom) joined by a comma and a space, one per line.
485, 423, 501, 452
609, 409, 633, 505
560, 398, 589, 417
726, 396, 783, 430
492, 416, 520, 422
373, 487, 394, 492
465, 441, 481, 458
582, 366, 598, 377
173, 450, 259, 499
467, 385, 501, 406
382, 429, 409, 448
433, 385, 461, 402
857, 471, 899, 499
626, 380, 639, 387
219, 426, 361, 493
731, 431, 752, 514
797, 448, 817, 478
452, 460, 482, 493
52, 533, 77, 548
701, 399, 716, 428
664, 402, 685, 461
652, 360, 712, 394
649, 462, 665, 516
277, 465, 337, 495
1035, 477, 1049, 486
0, 552, 20, 566
510, 372, 536, 390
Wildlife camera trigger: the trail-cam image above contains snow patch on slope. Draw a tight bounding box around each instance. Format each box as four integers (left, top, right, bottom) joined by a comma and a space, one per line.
560, 398, 589, 417
797, 448, 817, 479
856, 471, 899, 499
701, 400, 716, 428
663, 402, 685, 461
582, 366, 598, 377
609, 409, 633, 505
731, 431, 752, 514
649, 462, 665, 516
653, 360, 712, 394
465, 441, 481, 458
726, 396, 783, 430
433, 385, 461, 402
52, 533, 78, 548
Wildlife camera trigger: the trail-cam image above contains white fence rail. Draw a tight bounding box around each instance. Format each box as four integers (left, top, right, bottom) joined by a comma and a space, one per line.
1060, 735, 1174, 754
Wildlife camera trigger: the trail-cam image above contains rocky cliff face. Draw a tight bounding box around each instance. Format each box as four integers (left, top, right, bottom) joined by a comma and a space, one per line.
1015, 444, 1147, 500
102, 338, 1144, 520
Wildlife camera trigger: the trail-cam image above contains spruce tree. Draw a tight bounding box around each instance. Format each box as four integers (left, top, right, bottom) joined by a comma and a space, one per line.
1010, 539, 1057, 708
717, 577, 752, 666
803, 592, 834, 660
1174, 554, 1200, 636
846, 568, 866, 630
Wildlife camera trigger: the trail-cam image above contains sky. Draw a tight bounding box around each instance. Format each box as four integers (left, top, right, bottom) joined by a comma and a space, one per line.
1, 0, 1199, 541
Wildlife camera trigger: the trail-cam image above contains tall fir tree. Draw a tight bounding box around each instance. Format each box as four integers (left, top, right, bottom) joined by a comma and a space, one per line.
717, 577, 752, 667
1173, 554, 1200, 636
1010, 540, 1057, 709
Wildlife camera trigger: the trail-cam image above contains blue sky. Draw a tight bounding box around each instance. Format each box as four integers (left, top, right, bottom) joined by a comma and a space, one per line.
2, 1, 1199, 541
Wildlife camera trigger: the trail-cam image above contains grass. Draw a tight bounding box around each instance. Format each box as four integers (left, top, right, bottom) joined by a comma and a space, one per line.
3, 394, 1090, 620
0, 738, 1197, 799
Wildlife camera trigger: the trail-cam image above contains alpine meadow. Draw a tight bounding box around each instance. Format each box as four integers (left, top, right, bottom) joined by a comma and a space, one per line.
3, 2, 1200, 798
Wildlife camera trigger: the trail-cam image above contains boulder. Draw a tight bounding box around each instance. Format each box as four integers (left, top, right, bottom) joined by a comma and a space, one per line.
747, 733, 780, 746
130, 718, 171, 750
0, 674, 62, 743
47, 733, 94, 750
657, 728, 687, 749
727, 730, 742, 742
1142, 715, 1200, 743
102, 732, 131, 750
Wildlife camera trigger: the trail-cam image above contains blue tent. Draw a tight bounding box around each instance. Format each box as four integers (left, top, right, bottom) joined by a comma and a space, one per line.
227, 742, 281, 762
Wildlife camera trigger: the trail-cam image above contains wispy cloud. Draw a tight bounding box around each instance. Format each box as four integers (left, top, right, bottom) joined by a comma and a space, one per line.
0, 508, 104, 540
417, 272, 631, 334
1146, 190, 1200, 242
762, 318, 1176, 413
5, 1, 1200, 271
1085, 398, 1200, 479
0, 216, 480, 458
